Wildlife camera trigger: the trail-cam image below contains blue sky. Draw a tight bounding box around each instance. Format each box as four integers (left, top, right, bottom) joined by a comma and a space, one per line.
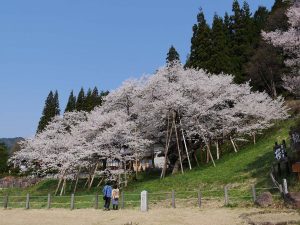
0, 0, 274, 138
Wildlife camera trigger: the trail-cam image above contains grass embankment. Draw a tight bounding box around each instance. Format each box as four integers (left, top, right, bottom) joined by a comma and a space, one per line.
0, 118, 297, 208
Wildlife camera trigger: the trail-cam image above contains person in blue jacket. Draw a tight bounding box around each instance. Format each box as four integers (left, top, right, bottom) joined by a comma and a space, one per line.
102, 181, 112, 210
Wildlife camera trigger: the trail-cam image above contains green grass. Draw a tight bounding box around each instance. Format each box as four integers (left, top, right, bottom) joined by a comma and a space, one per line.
126, 119, 295, 193
0, 118, 297, 208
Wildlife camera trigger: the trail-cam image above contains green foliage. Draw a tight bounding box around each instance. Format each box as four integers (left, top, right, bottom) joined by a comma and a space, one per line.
3, 119, 296, 201
65, 90, 76, 112
73, 87, 107, 112
37, 90, 60, 133
206, 14, 233, 74
85, 88, 94, 112
166, 45, 180, 65
185, 0, 288, 87
185, 10, 211, 69
245, 0, 289, 98
0, 142, 8, 173
76, 87, 86, 111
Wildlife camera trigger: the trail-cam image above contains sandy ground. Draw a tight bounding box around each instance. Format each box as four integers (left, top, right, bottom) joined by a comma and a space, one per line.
0, 208, 300, 225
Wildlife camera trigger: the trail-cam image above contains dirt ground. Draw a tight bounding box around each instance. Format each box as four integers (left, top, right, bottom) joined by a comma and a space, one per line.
0, 208, 300, 225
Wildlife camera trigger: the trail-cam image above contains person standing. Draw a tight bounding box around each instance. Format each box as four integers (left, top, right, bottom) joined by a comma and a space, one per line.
102, 182, 112, 210
112, 184, 120, 210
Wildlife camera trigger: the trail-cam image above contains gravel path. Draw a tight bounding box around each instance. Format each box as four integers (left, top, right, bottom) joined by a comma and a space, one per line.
0, 208, 299, 225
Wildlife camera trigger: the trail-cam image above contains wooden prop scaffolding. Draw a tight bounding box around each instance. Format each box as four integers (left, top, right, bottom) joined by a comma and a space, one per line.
54, 161, 129, 196
160, 111, 192, 179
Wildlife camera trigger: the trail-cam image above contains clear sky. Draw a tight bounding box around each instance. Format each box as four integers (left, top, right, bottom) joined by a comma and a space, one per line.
0, 0, 274, 138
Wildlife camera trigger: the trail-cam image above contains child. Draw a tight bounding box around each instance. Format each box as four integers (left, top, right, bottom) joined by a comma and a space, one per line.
111, 184, 119, 210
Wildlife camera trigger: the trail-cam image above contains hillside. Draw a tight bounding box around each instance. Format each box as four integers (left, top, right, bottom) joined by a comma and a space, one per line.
2, 118, 296, 196
0, 137, 24, 155
125, 119, 295, 193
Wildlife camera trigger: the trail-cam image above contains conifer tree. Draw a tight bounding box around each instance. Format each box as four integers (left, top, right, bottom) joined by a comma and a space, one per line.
85, 88, 94, 112
92, 87, 102, 108
65, 90, 77, 112
37, 90, 60, 133
206, 14, 233, 74
76, 88, 85, 111
166, 45, 180, 66
229, 0, 255, 83
185, 9, 211, 69
53, 90, 60, 116
245, 0, 289, 97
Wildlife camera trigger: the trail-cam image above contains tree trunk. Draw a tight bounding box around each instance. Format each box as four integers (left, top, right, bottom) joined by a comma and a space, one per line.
193, 150, 200, 167
253, 133, 256, 145
172, 155, 187, 174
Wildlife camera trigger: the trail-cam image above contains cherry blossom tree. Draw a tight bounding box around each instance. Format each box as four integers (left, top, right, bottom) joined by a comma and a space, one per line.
262, 1, 300, 95
11, 62, 288, 185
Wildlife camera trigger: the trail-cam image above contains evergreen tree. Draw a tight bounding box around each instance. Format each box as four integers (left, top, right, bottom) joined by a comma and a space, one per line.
37, 90, 60, 133
206, 14, 233, 74
65, 90, 77, 112
185, 9, 211, 69
92, 87, 102, 108
53, 90, 60, 116
245, 0, 289, 97
85, 88, 94, 112
230, 0, 255, 83
0, 142, 8, 173
76, 87, 85, 111
166, 45, 180, 65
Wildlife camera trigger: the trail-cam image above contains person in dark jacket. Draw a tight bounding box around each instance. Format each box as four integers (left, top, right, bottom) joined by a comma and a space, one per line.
102, 182, 112, 210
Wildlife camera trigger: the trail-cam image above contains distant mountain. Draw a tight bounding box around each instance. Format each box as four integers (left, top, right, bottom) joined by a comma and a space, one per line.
0, 137, 24, 154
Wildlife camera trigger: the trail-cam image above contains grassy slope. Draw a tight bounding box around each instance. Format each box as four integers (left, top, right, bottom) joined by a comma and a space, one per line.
0, 119, 296, 198
124, 119, 294, 194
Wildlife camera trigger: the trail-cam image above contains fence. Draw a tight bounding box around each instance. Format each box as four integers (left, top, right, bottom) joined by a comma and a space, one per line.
0, 184, 286, 210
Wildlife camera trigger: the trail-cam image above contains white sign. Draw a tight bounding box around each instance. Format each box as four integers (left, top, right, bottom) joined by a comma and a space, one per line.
141, 190, 148, 212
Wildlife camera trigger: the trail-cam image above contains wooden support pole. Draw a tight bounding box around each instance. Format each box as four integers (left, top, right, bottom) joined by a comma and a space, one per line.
283, 179, 288, 195
70, 193, 75, 210
230, 136, 238, 153
121, 191, 125, 209
97, 177, 104, 188
89, 163, 99, 189
198, 189, 202, 208
224, 186, 229, 206
95, 193, 99, 209
215, 141, 220, 160
55, 177, 63, 196
161, 115, 173, 179
25, 193, 30, 209
279, 184, 283, 193
206, 143, 216, 167
173, 116, 184, 174
73, 167, 81, 194
251, 185, 256, 203
3, 194, 8, 209
60, 178, 66, 196
171, 190, 176, 208
47, 193, 51, 209
179, 118, 192, 170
